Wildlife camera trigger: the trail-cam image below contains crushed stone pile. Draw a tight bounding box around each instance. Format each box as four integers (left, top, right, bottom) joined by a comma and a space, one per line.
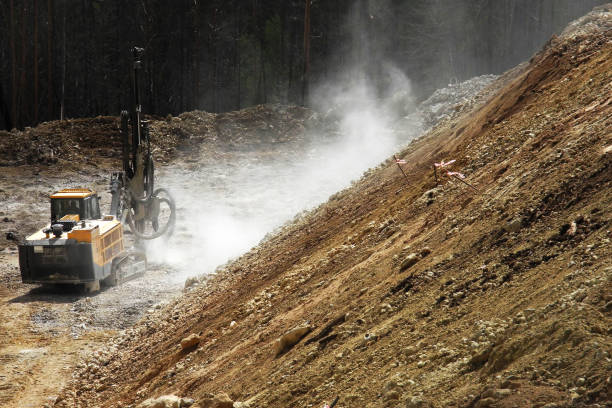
560, 3, 611, 39
0, 72, 499, 171
149, 104, 314, 167
0, 105, 316, 168
417, 74, 499, 130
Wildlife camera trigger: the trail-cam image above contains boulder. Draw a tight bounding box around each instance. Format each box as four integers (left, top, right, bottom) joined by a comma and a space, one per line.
274, 325, 312, 356
180, 334, 201, 350
383, 390, 400, 401
504, 219, 522, 233
469, 346, 492, 369
136, 395, 194, 408
406, 396, 432, 408
419, 247, 432, 257
482, 388, 512, 399
400, 253, 420, 271
474, 397, 496, 408
199, 392, 234, 408
184, 276, 198, 289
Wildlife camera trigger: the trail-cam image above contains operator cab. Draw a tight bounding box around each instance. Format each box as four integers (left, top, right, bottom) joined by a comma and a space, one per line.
50, 189, 101, 223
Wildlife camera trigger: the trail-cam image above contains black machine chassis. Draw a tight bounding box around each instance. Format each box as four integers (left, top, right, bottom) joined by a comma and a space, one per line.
19, 240, 112, 284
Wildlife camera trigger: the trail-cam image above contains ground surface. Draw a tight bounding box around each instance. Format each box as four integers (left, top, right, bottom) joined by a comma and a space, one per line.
0, 105, 322, 408
1, 6, 611, 408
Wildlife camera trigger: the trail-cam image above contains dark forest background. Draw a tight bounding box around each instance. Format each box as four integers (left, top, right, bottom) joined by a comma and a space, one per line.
0, 0, 606, 131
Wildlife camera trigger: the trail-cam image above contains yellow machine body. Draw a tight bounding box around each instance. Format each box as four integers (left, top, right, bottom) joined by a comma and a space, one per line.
19, 188, 129, 287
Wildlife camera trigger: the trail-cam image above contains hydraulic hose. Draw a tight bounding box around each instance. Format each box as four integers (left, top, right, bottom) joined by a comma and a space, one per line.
130, 159, 155, 204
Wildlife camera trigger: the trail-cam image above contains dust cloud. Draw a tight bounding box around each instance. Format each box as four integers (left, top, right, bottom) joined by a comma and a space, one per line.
144, 0, 425, 280
147, 65, 423, 281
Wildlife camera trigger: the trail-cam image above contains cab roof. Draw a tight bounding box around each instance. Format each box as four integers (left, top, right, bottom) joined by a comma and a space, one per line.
50, 188, 96, 199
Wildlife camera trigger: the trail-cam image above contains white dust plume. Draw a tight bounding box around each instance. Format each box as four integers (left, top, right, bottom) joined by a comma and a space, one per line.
147, 65, 423, 281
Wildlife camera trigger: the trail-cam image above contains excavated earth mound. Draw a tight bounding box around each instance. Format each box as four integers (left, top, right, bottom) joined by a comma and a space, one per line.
54, 7, 611, 408
0, 105, 314, 169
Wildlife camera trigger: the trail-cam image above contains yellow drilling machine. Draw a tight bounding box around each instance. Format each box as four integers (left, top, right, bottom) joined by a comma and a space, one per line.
18, 47, 175, 292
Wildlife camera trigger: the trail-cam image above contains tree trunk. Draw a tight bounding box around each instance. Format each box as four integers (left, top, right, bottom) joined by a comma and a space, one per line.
114, 1, 122, 113
193, 2, 200, 110
0, 83, 12, 131
280, 1, 286, 103
34, 0, 39, 123
47, 0, 53, 121
234, 4, 241, 109
148, 54, 154, 114
60, 0, 66, 120
81, 0, 94, 116
260, 36, 266, 104
214, 41, 219, 112
179, 11, 184, 113
19, 2, 27, 128
213, 7, 219, 112
302, 0, 311, 105
288, 18, 296, 102
9, 0, 17, 128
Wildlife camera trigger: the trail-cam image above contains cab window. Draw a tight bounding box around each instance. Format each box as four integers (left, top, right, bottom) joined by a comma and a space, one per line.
92, 196, 101, 219
51, 198, 83, 221
87, 196, 101, 219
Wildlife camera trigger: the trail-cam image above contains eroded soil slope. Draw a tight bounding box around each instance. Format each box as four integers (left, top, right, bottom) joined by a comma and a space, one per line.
55, 7, 611, 408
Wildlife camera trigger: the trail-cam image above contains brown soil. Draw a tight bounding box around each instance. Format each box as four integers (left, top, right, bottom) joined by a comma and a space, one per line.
47, 9, 611, 408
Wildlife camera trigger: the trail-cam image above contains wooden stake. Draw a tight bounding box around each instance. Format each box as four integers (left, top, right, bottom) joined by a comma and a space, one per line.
433, 164, 439, 184
393, 155, 410, 186
451, 174, 479, 191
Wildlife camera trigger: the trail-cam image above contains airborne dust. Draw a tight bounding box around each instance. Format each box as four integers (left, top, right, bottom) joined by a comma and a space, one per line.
148, 65, 423, 280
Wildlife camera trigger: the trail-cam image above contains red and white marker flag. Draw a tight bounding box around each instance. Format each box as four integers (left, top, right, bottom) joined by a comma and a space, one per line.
434, 159, 456, 169
447, 170, 465, 179
434, 158, 477, 191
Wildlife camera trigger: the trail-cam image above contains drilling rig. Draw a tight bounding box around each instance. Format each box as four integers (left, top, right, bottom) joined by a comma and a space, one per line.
18, 47, 175, 292
110, 46, 175, 241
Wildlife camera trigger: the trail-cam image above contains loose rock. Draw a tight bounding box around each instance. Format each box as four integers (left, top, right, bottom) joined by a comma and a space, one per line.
474, 398, 496, 408
199, 392, 234, 408
419, 247, 432, 257
405, 396, 432, 408
184, 277, 198, 289
136, 395, 194, 408
482, 388, 512, 399
180, 334, 201, 350
400, 253, 420, 271
384, 390, 400, 401
504, 219, 522, 233
274, 325, 312, 356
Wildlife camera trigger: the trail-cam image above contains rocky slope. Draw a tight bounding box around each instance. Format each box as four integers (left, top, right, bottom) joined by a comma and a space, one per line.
47, 5, 611, 408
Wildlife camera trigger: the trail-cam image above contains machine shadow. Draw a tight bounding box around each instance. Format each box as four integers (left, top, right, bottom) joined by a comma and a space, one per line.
9, 283, 113, 304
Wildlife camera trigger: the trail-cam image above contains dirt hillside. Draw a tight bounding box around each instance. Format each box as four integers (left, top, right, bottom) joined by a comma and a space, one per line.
0, 5, 606, 408
52, 6, 611, 408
